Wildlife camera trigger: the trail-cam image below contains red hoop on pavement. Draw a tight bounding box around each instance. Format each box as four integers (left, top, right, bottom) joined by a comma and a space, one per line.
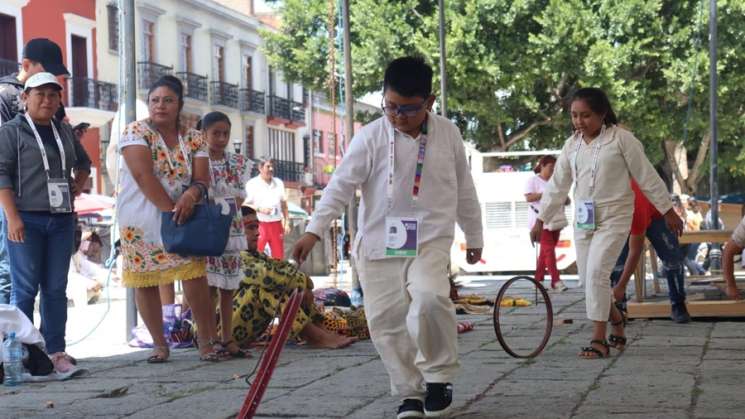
238, 288, 303, 419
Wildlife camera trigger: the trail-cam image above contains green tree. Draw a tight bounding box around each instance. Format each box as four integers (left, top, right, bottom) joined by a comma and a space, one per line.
263, 0, 745, 193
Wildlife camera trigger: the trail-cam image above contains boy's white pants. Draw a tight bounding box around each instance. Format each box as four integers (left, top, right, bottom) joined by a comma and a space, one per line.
356, 238, 458, 399
574, 205, 632, 322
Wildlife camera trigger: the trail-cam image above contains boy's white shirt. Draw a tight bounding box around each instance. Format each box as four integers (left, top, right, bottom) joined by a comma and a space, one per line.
306, 112, 483, 261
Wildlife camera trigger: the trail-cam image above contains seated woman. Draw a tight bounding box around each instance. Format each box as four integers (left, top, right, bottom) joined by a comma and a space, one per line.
230, 206, 356, 350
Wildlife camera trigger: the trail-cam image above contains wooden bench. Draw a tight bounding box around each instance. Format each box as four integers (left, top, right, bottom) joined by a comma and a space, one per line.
627, 229, 745, 318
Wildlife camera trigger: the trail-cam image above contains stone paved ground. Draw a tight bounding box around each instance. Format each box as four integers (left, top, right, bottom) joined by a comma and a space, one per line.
2, 277, 744, 419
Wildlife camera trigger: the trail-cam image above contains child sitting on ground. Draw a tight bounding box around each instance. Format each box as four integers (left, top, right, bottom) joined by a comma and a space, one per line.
229, 207, 357, 349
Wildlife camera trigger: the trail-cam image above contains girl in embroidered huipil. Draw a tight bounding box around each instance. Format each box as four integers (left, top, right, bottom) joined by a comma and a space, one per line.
199, 111, 252, 358
117, 76, 222, 363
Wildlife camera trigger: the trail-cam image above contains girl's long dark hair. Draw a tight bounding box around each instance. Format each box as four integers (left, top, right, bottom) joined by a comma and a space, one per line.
570, 87, 618, 125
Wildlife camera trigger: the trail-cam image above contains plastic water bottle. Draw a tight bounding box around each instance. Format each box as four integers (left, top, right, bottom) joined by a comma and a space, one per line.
3, 332, 23, 386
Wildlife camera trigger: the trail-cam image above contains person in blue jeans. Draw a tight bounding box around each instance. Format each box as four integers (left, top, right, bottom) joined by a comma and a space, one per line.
0, 73, 90, 373
611, 181, 690, 323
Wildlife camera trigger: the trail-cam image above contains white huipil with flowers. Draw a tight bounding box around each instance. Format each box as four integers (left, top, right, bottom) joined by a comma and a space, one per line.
206, 152, 252, 289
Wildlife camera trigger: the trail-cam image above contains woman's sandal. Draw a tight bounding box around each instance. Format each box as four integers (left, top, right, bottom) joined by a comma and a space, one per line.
221, 340, 252, 359
147, 345, 170, 364
197, 339, 226, 362
579, 339, 610, 359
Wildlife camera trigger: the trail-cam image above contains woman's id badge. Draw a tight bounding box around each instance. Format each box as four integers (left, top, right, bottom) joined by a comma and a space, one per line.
47, 178, 72, 213
575, 199, 596, 230
385, 216, 419, 257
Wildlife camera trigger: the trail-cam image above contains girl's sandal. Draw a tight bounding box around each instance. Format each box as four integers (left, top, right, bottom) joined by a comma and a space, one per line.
579, 339, 610, 359
608, 311, 627, 351
147, 345, 170, 364
222, 340, 252, 359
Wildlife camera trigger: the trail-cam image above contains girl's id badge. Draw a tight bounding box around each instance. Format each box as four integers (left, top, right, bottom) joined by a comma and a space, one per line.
575, 199, 596, 230
385, 216, 419, 257
47, 178, 72, 213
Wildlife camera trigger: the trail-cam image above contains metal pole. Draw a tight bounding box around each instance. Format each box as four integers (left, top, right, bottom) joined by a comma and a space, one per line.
341, 0, 359, 291
122, 0, 138, 340
709, 0, 719, 229
438, 0, 447, 117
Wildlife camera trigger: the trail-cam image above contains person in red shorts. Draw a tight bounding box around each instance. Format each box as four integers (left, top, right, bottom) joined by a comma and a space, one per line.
610, 180, 690, 323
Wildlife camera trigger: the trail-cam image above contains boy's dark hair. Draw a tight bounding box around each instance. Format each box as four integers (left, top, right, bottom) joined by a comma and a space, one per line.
241, 206, 257, 218
198, 111, 231, 131
570, 87, 618, 126
383, 56, 433, 98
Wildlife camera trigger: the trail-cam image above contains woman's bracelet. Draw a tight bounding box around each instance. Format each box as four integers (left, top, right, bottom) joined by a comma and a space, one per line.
191, 181, 208, 200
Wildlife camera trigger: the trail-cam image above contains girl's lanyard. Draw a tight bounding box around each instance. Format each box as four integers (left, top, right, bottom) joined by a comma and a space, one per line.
24, 113, 72, 213
386, 119, 429, 212
572, 126, 607, 197
24, 113, 67, 179
208, 153, 235, 215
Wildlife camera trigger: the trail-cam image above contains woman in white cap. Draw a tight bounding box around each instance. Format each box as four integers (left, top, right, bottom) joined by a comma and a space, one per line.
531, 87, 682, 359
0, 72, 91, 373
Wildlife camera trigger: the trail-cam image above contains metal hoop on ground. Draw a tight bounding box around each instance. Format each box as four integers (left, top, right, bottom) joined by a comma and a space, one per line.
493, 275, 553, 358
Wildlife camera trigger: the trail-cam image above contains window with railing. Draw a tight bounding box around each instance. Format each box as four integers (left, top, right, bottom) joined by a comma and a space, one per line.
211, 81, 238, 108
177, 72, 207, 102
137, 61, 172, 89
68, 78, 118, 111
239, 89, 265, 113
291, 101, 305, 122
272, 159, 304, 183
107, 3, 118, 52
268, 95, 291, 120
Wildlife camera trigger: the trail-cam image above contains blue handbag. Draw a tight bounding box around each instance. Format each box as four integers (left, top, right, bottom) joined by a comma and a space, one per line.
160, 197, 234, 257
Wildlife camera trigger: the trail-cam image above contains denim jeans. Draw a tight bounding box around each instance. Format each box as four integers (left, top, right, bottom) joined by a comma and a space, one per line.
8, 211, 75, 354
610, 217, 686, 305
0, 210, 11, 305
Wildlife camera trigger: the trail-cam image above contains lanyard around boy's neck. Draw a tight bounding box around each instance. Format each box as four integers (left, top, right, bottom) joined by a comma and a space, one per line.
387, 117, 429, 212
24, 113, 66, 180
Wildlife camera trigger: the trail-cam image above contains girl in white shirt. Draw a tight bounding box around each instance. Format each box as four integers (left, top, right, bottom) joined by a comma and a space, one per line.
532, 88, 682, 359
525, 155, 568, 291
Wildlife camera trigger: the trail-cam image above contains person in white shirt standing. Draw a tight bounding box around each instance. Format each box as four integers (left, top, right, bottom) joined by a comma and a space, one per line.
524, 155, 569, 292
292, 56, 483, 419
244, 157, 290, 259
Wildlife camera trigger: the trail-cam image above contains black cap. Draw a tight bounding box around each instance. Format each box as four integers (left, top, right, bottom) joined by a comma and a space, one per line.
23, 38, 70, 76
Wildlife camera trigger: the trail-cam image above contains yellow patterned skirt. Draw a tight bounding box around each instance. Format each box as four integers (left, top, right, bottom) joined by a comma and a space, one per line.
120, 226, 206, 288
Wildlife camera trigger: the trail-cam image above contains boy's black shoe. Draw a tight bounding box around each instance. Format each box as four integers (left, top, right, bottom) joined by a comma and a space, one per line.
424, 382, 453, 417
397, 398, 424, 419
671, 302, 691, 324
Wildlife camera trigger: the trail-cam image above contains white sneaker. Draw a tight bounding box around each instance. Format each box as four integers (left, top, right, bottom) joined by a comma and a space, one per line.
552, 281, 568, 292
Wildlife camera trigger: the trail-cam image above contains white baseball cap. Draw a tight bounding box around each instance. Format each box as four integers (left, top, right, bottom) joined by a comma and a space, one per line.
24, 72, 64, 91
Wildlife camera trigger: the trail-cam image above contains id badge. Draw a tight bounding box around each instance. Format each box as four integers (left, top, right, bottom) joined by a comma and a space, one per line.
385, 216, 419, 257
575, 199, 596, 231
214, 197, 236, 216
47, 178, 72, 213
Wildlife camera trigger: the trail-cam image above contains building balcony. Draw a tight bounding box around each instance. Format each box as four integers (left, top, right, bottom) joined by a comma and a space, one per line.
291, 101, 305, 123
268, 95, 291, 120
211, 81, 239, 108
0, 58, 19, 76
239, 88, 265, 114
137, 61, 173, 90
273, 159, 304, 183
68, 78, 118, 111
176, 72, 208, 102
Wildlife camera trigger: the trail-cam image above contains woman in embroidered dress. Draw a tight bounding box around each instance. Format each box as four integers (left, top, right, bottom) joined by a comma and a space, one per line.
116, 76, 221, 362
531, 88, 682, 359
199, 111, 252, 358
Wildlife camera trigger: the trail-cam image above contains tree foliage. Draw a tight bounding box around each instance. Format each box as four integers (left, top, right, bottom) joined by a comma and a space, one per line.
262, 0, 745, 193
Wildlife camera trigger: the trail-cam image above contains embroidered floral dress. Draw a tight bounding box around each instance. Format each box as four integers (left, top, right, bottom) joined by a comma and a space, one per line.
116, 120, 208, 287
206, 152, 252, 290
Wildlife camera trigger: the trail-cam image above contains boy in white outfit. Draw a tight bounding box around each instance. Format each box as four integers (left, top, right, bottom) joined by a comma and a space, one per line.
292, 56, 483, 418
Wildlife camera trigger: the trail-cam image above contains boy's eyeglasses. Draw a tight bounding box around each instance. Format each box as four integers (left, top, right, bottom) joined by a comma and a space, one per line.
381, 99, 427, 117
